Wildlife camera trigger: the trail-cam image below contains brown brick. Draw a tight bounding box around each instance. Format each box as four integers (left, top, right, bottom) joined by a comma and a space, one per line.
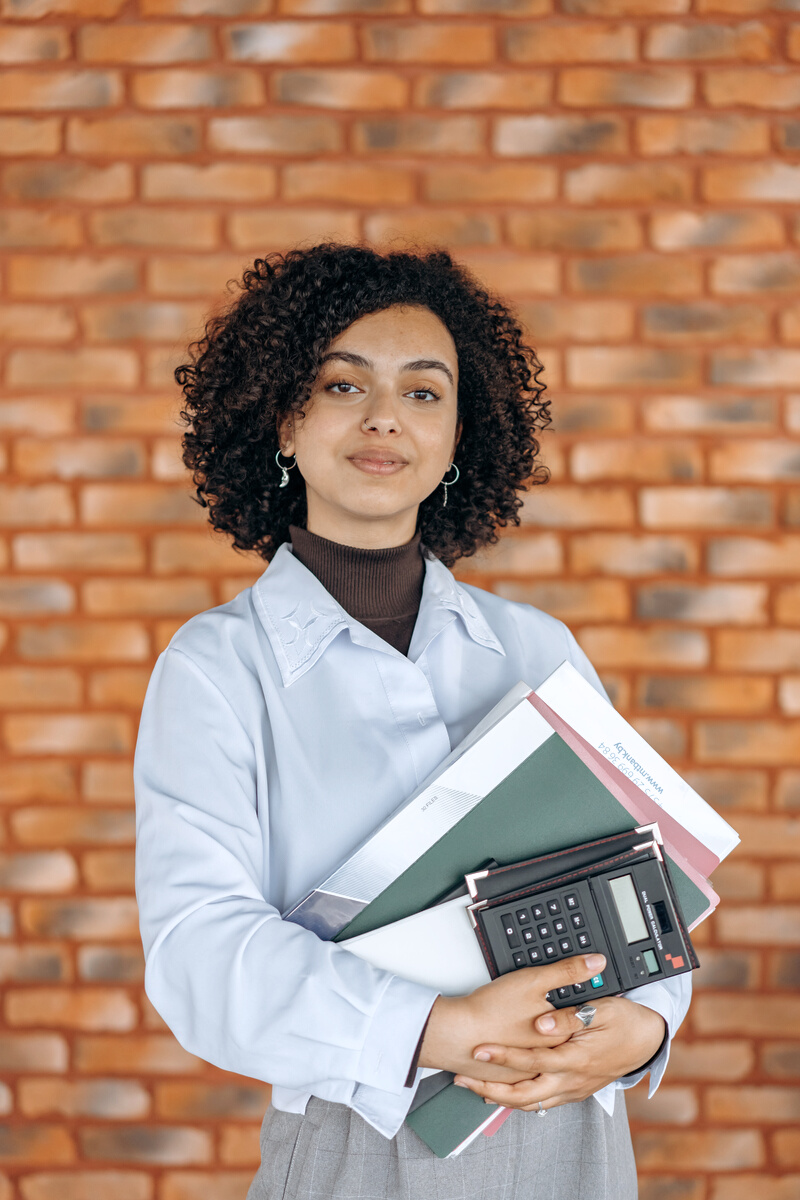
669, 1039, 754, 1082
4, 715, 132, 755
0, 484, 73, 527
507, 211, 641, 252
145, 255, 247, 295
717, 630, 800, 671
83, 578, 210, 617
0, 210, 81, 249
559, 67, 693, 108
0, 116, 60, 155
3, 162, 132, 203
82, 849, 135, 892
424, 164, 556, 204
142, 163, 275, 202
454, 251, 560, 295
625, 1083, 698, 1123
0, 304, 76, 342
570, 533, 698, 575
362, 22, 492, 63
781, 677, 800, 716
80, 483, 203, 527
713, 859, 764, 899
160, 1173, 254, 1200
639, 674, 771, 714
209, 115, 341, 154
226, 21, 355, 61
495, 114, 626, 157
5, 988, 137, 1031
518, 300, 632, 343
0, 578, 74, 617
566, 163, 692, 204
73, 1033, 199, 1074
283, 163, 414, 204
352, 115, 483, 154
563, 0, 688, 10
218, 1125, 260, 1165
571, 440, 702, 482
577, 627, 708, 668
653, 211, 784, 252
79, 24, 211, 63
418, 0, 545, 10
365, 211, 499, 247
645, 395, 775, 433
762, 1044, 800, 1080
637, 582, 767, 624
19, 1080, 150, 1120
709, 536, 800, 577
717, 906, 800, 947
152, 532, 262, 575
89, 209, 217, 250
228, 207, 359, 249
646, 20, 772, 60
693, 946, 760, 988
13, 807, 133, 846
21, 898, 139, 940
13, 533, 144, 572
711, 1177, 800, 1200
15, 438, 144, 479
8, 348, 138, 389
274, 68, 407, 108
705, 68, 800, 109
0, 850, 77, 892
704, 163, 800, 204
569, 257, 702, 296
78, 945, 143, 984
0, 1033, 68, 1073
712, 253, 800, 296
133, 68, 265, 108
506, 22, 635, 63
0, 943, 72, 985
79, 1124, 212, 1165
154, 1082, 270, 1120
0, 666, 80, 707
520, 485, 633, 528
82, 301, 200, 344
0, 70, 122, 111
568, 348, 701, 388
68, 116, 200, 157
712, 440, 800, 482
640, 486, 772, 529
643, 302, 768, 344
695, 722, 800, 766
637, 113, 768, 155
8, 255, 138, 297
82, 761, 134, 804
494, 579, 628, 623
17, 621, 148, 664
714, 350, 800, 387
414, 71, 551, 110
0, 1125, 76, 1166
633, 1130, 763, 1171
459, 533, 562, 577
0, 396, 76, 435
0, 761, 76, 805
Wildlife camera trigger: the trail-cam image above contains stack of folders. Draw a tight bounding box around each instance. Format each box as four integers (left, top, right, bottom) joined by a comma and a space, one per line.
283, 660, 740, 1158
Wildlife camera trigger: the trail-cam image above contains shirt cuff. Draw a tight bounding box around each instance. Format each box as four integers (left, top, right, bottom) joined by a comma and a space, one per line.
614, 978, 685, 1098
355, 975, 440, 1096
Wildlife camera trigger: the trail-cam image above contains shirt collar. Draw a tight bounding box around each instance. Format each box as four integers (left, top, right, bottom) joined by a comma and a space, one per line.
252, 540, 505, 686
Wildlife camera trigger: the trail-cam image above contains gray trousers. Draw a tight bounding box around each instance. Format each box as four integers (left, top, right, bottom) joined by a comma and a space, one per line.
246, 1094, 638, 1200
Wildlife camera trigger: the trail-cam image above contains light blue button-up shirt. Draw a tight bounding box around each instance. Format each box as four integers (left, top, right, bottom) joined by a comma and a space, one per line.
134, 540, 690, 1139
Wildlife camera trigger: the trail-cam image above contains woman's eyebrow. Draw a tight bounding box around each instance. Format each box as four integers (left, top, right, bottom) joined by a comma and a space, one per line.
319, 350, 454, 386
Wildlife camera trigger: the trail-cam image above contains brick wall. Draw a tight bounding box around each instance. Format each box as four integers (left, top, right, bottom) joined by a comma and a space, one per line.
1, 0, 799, 1196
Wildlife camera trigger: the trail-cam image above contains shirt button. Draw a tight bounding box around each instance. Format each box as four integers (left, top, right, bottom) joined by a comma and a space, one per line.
417, 713, 427, 726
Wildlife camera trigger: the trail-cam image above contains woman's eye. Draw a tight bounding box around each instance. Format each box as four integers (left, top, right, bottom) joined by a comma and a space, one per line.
326, 380, 359, 395
408, 388, 441, 403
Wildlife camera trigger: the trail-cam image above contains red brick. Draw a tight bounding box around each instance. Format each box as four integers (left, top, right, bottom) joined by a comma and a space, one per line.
0, 210, 81, 248
3, 161, 132, 203
153, 532, 263, 575
640, 486, 772, 528
570, 533, 699, 575
13, 533, 144, 572
82, 849, 135, 891
453, 251, 560, 295
717, 630, 800, 671
217, 576, 262, 604
21, 898, 139, 939
776, 585, 800, 624
708, 536, 800, 577
459, 533, 562, 577
495, 114, 626, 157
0, 484, 73, 527
79, 24, 211, 63
712, 253, 800, 295
642, 302, 768, 343
218, 1125, 260, 1165
0, 116, 60, 155
568, 348, 701, 388
517, 300, 632, 342
559, 67, 693, 109
564, 0, 687, 9
571, 440, 702, 482
781, 678, 800, 716
637, 113, 768, 155
82, 301, 200, 344
652, 211, 784, 251
0, 304, 76, 343
566, 163, 692, 204
226, 21, 355, 61
0, 762, 76, 805
79, 1124, 212, 1165
507, 211, 641, 252
83, 578, 211, 616
19, 1080, 150, 1119
711, 440, 800, 482
715, 349, 800, 387
695, 721, 800, 766
132, 68, 265, 109
274, 68, 407, 108
0, 851, 77, 892
4, 715, 133, 754
154, 1082, 270, 1120
77, 945, 143, 984
0, 1125, 76, 1166
669, 1040, 755, 1082
781, 305, 800, 343
424, 164, 556, 204
520, 484, 633, 529
638, 582, 767, 624
774, 864, 800, 899
369, 215, 500, 255
712, 860, 765, 898
0, 27, 70, 63
209, 115, 341, 154
5, 988, 137, 1032
12, 806, 133, 846
74, 1035, 200, 1074
282, 163, 414, 205
569, 257, 702, 296
68, 117, 200, 157
704, 163, 800, 204
0, 943, 72, 983
143, 163, 275, 202
0, 70, 122, 111
644, 395, 775, 433
15, 438, 144, 479
704, 68, 800, 109
638, 674, 771, 714
625, 1083, 698, 1123
710, 1178, 800, 1200
717, 906, 800, 947
646, 20, 772, 60
762, 1043, 800, 1078
8, 255, 138, 297
418, 0, 544, 9
774, 1131, 800, 1169
0, 667, 80, 707
8, 348, 139, 389
16, 621, 149, 663
494, 579, 628, 623
414, 71, 551, 110
160, 1174, 254, 1200
506, 22, 636, 62
353, 115, 483, 155
362, 23, 492, 63
89, 209, 217, 250
142, 0, 271, 10
633, 1130, 763, 1171
82, 761, 134, 803
0, 1033, 68, 1073
577, 627, 708, 668
80, 483, 204, 527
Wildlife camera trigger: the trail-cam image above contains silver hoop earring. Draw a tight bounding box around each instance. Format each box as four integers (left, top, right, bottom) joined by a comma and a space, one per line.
275, 449, 297, 488
441, 462, 460, 508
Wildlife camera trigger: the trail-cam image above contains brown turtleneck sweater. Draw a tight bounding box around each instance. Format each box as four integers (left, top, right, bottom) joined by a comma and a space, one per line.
288, 524, 425, 657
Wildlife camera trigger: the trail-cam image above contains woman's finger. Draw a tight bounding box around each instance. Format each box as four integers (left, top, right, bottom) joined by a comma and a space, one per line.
471, 1044, 542, 1074
532, 1003, 593, 1038
454, 1073, 560, 1110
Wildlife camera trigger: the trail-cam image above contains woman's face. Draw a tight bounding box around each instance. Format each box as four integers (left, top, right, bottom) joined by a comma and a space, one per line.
279, 304, 462, 547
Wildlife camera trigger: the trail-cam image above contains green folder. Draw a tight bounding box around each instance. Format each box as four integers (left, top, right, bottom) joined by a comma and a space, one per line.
335, 731, 707, 1157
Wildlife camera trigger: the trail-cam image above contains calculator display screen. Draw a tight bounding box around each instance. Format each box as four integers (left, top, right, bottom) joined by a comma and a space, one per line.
643, 949, 660, 975
609, 874, 649, 944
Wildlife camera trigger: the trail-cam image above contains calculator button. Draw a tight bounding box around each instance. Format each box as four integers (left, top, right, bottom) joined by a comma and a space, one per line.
571, 913, 585, 929
512, 952, 526, 968
502, 915, 520, 948
565, 894, 579, 910
516, 909, 530, 924
577, 932, 591, 949
528, 947, 542, 964
559, 937, 573, 954
557, 987, 571, 1000
553, 918, 567, 935
572, 982, 586, 995
546, 899, 561, 916
544, 942, 558, 959
523, 928, 535, 943
590, 974, 604, 989
532, 904, 545, 921
537, 924, 551, 939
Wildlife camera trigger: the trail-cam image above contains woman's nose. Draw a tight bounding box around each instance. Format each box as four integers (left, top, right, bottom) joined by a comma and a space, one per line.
361, 392, 402, 436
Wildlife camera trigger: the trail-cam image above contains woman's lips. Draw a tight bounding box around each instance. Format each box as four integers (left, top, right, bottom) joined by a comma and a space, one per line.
347, 455, 408, 476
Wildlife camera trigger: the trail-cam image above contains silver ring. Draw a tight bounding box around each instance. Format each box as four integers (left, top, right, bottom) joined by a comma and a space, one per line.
536, 1101, 547, 1118
575, 1004, 597, 1029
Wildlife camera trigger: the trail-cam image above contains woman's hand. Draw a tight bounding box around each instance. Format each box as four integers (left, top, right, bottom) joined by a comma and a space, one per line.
418, 953, 607, 1085
452, 995, 667, 1111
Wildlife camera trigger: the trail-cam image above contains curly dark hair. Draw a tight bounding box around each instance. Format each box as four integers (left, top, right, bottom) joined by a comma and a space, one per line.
176, 242, 550, 568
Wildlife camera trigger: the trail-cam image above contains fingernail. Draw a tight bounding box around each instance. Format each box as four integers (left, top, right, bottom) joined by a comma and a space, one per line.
585, 954, 606, 970
454, 1081, 469, 1088
473, 1050, 492, 1061
538, 1015, 556, 1031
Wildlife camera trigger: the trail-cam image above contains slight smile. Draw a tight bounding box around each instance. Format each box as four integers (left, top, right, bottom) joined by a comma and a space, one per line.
347, 452, 409, 476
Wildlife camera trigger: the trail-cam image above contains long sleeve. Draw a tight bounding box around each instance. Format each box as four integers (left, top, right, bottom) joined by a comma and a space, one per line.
134, 645, 438, 1137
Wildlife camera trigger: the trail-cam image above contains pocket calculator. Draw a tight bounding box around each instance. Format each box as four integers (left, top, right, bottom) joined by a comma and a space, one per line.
466, 826, 698, 1007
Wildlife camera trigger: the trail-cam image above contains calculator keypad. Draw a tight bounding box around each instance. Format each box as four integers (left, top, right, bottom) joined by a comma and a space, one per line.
496, 896, 595, 998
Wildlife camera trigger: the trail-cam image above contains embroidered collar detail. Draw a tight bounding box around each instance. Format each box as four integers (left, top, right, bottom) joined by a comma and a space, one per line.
252, 541, 505, 686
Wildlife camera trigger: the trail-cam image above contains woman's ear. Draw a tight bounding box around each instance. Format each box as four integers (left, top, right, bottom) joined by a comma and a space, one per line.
277, 413, 295, 456
451, 417, 463, 460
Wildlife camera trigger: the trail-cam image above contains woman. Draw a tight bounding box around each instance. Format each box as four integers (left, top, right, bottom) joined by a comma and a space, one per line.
134, 243, 690, 1199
